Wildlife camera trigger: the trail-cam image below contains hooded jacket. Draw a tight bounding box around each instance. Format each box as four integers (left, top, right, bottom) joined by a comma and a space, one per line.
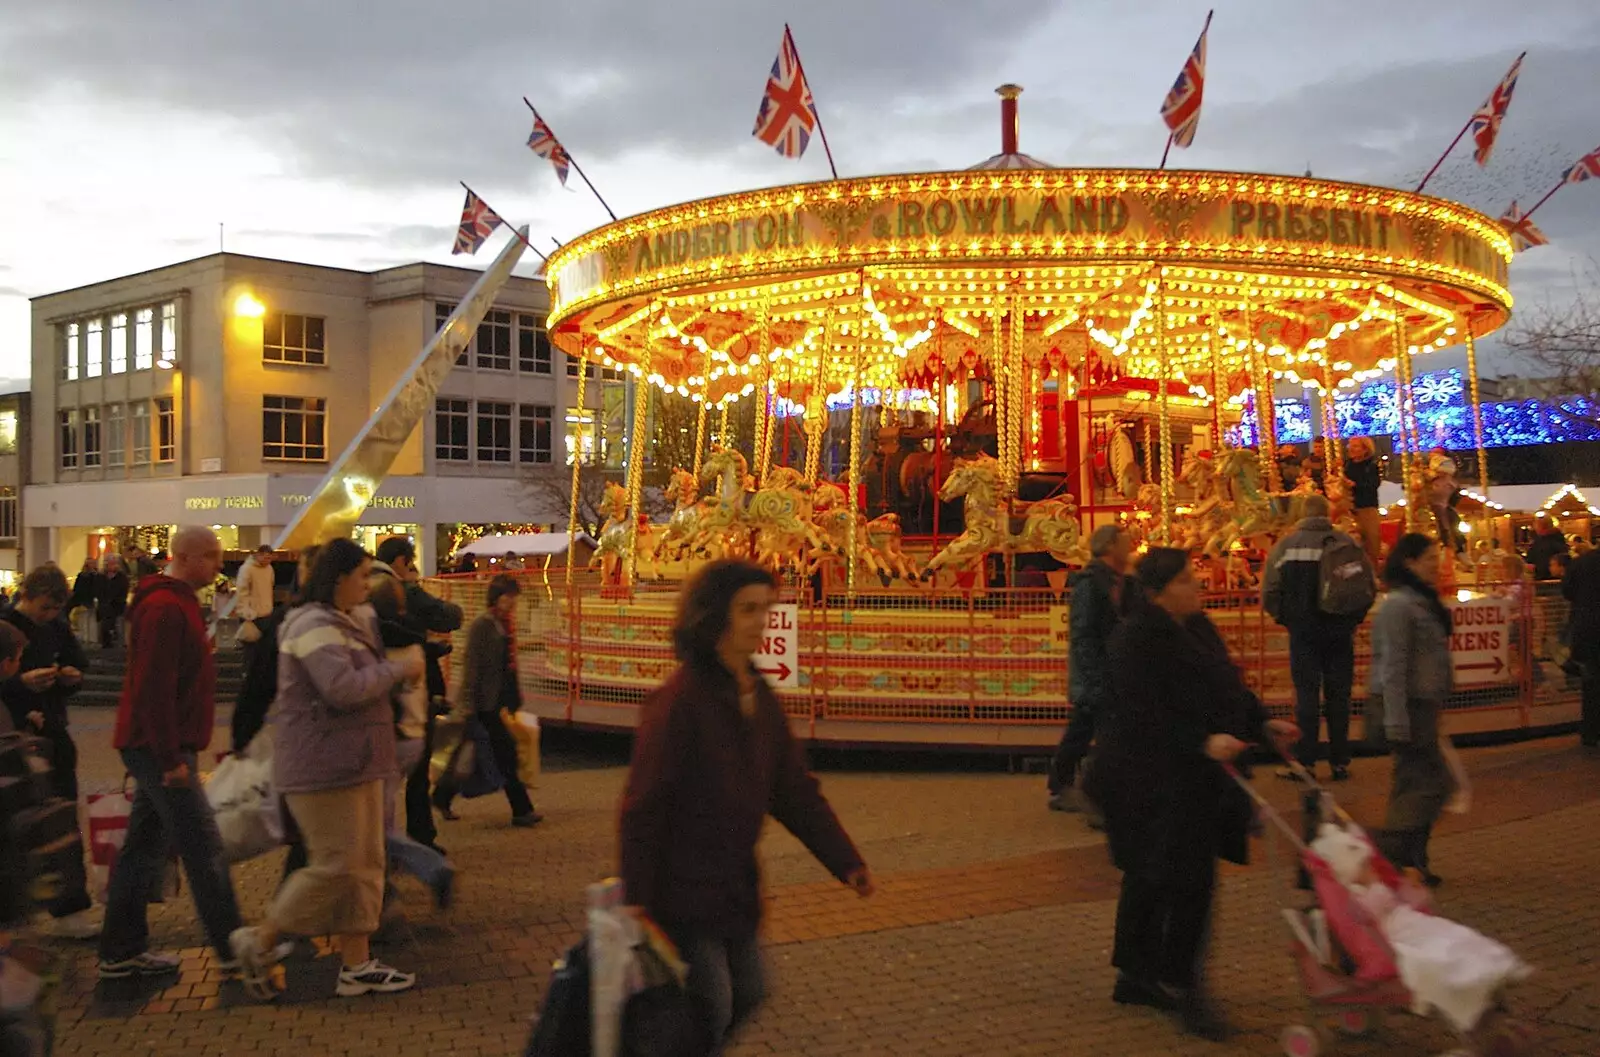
234, 554, 277, 622
271, 601, 402, 795
113, 576, 217, 771
0, 607, 88, 732
1261, 516, 1369, 631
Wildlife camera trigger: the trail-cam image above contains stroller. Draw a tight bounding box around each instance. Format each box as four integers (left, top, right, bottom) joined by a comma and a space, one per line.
1226, 757, 1533, 1057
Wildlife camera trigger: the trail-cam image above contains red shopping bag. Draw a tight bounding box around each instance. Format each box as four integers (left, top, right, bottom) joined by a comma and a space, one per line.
85, 780, 180, 903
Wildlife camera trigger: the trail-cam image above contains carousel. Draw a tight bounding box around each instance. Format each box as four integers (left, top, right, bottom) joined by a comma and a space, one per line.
527, 87, 1514, 744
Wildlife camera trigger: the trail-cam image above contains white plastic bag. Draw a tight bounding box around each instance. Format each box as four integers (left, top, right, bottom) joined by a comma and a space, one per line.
1440, 735, 1472, 815
206, 740, 282, 862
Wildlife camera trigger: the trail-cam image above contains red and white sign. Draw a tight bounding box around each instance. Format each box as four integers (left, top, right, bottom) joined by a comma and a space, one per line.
1448, 596, 1512, 687
755, 603, 800, 689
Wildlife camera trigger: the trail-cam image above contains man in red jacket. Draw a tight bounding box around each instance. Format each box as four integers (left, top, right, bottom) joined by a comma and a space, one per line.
98, 526, 246, 981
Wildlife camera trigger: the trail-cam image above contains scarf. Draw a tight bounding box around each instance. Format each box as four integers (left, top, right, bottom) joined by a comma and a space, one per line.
495, 609, 518, 672
1388, 568, 1451, 635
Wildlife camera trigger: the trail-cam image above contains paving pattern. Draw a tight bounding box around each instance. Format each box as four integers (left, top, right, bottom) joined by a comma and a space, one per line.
40, 705, 1600, 1056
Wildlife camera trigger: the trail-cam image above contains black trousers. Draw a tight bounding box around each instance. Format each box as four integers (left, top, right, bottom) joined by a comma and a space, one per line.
1288, 625, 1356, 767
1048, 700, 1096, 793
41, 727, 92, 918
404, 714, 439, 845
1111, 866, 1216, 990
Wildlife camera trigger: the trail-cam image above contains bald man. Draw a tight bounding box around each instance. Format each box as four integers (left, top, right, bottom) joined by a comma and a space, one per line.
99, 526, 245, 980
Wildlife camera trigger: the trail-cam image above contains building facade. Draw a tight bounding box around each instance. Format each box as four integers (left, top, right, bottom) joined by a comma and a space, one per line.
0, 391, 28, 584
26, 252, 622, 574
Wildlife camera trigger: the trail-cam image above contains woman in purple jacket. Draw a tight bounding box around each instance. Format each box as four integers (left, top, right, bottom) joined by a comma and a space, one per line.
228, 539, 423, 1001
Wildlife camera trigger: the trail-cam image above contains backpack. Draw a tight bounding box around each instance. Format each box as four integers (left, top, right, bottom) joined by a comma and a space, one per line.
1319, 534, 1376, 617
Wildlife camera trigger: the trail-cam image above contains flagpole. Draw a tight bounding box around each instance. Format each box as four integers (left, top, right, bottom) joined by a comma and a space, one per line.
784, 24, 839, 180
1157, 9, 1209, 173
1159, 132, 1175, 170
460, 182, 547, 261
1414, 117, 1474, 194
1517, 176, 1568, 223
523, 98, 618, 221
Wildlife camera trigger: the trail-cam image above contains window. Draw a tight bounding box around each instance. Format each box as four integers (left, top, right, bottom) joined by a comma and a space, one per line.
434, 398, 470, 461
566, 406, 598, 465
0, 410, 15, 455
131, 402, 150, 464
263, 312, 327, 365
110, 313, 128, 374
59, 410, 78, 469
159, 302, 177, 366
436, 302, 468, 366
565, 354, 596, 379
476, 400, 512, 463
134, 309, 154, 370
85, 318, 104, 378
105, 404, 125, 467
82, 406, 102, 468
63, 323, 80, 382
476, 311, 512, 371
519, 404, 553, 464
261, 395, 326, 462
518, 314, 552, 374
155, 397, 175, 463
0, 489, 15, 541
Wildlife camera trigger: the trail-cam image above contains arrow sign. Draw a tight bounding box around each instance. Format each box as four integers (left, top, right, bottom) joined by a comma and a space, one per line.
754, 603, 800, 689
1454, 656, 1505, 675
756, 662, 793, 682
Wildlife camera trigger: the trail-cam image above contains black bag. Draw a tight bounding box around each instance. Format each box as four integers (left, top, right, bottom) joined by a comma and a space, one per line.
1318, 534, 1376, 617
523, 941, 591, 1057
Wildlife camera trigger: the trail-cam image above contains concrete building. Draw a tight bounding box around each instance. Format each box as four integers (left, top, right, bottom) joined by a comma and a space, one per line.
0, 390, 27, 585
26, 252, 623, 574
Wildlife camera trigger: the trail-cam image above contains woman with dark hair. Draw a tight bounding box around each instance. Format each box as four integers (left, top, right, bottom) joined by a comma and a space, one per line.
229, 538, 424, 1001
1370, 533, 1454, 885
432, 573, 540, 826
619, 559, 874, 1054
1086, 547, 1297, 1041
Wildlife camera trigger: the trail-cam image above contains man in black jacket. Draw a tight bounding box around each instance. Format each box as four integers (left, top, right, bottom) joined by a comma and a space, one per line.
372, 538, 463, 853
0, 565, 96, 937
1564, 547, 1600, 748
1048, 524, 1136, 814
1261, 494, 1371, 781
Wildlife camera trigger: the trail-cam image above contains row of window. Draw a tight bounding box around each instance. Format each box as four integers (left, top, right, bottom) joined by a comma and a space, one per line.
433, 303, 621, 380
62, 303, 177, 381
59, 399, 174, 469
0, 489, 15, 541
435, 399, 554, 465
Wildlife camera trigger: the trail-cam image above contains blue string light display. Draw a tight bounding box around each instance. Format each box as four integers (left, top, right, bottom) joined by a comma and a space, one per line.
1229, 368, 1600, 450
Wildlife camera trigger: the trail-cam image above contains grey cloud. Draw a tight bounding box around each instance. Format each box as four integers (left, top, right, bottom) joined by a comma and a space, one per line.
0, 286, 27, 299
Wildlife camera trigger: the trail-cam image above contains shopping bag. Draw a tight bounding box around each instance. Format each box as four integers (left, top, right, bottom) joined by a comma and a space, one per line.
458, 717, 504, 799
85, 787, 132, 903
503, 709, 541, 789
1440, 735, 1472, 815
429, 714, 468, 786
522, 940, 591, 1057
205, 750, 282, 863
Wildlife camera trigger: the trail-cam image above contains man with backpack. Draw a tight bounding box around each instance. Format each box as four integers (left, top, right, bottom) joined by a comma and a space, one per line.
1262, 493, 1376, 781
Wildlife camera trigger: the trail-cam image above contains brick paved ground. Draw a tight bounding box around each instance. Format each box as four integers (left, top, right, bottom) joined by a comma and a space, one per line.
42, 706, 1600, 1056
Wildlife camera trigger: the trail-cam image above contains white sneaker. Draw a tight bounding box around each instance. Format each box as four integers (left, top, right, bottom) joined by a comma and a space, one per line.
97, 950, 181, 979
38, 909, 102, 939
228, 927, 284, 1000
336, 960, 415, 997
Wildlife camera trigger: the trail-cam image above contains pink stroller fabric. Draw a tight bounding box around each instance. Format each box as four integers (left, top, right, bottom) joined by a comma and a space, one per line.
1301, 850, 1403, 983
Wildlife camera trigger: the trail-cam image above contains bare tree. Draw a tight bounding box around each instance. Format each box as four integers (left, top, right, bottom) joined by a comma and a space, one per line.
522, 462, 674, 535
1501, 260, 1600, 430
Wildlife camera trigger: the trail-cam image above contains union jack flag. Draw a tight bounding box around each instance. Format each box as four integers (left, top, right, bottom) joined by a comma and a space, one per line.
1160, 10, 1212, 149
452, 188, 503, 256
1499, 200, 1548, 252
752, 25, 819, 159
1468, 53, 1524, 166
527, 111, 572, 187
1562, 144, 1600, 184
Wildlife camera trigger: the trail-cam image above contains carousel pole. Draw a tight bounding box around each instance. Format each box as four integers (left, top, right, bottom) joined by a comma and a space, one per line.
847, 343, 864, 596
1156, 274, 1174, 545
803, 313, 830, 484
564, 352, 589, 586
1465, 325, 1491, 519
624, 368, 651, 586
754, 299, 774, 484
1244, 291, 1281, 490
718, 401, 730, 451
990, 310, 1008, 490
1006, 295, 1025, 498
691, 399, 708, 477
1206, 322, 1223, 451
1392, 311, 1423, 530
932, 351, 945, 547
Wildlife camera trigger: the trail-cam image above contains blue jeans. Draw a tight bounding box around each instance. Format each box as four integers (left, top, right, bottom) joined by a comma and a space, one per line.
678, 931, 765, 1056
1288, 625, 1355, 767
387, 739, 450, 890
98, 748, 243, 963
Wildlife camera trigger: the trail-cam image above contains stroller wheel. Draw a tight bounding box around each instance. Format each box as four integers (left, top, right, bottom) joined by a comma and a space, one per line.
1280, 1024, 1320, 1057
1336, 1009, 1375, 1037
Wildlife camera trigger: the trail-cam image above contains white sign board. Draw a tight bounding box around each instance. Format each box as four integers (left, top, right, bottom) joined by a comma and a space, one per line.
1048, 606, 1070, 651
755, 603, 800, 689
1448, 596, 1512, 687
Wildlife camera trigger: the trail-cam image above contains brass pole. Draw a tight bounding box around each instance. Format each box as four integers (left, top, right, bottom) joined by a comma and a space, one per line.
564, 353, 589, 585
1156, 274, 1174, 544
624, 372, 651, 586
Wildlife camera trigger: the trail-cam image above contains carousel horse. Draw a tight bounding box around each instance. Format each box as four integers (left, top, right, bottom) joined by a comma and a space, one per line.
1010, 491, 1088, 567
865, 513, 921, 583
746, 467, 826, 573
654, 467, 706, 565
809, 480, 901, 584
920, 454, 1011, 579
690, 448, 752, 559
587, 482, 633, 580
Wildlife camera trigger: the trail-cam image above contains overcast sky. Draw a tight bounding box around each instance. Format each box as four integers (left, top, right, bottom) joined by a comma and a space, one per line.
3, 0, 1598, 389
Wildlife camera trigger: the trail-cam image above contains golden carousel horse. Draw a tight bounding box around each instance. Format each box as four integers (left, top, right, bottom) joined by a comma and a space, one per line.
690, 448, 752, 559
864, 513, 921, 582
587, 481, 633, 580
745, 467, 827, 573
808, 480, 906, 584
653, 467, 706, 565
922, 454, 1087, 578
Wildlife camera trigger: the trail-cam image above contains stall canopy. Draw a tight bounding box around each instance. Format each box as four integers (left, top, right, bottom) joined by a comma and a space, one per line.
461, 533, 597, 557
1377, 482, 1599, 515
